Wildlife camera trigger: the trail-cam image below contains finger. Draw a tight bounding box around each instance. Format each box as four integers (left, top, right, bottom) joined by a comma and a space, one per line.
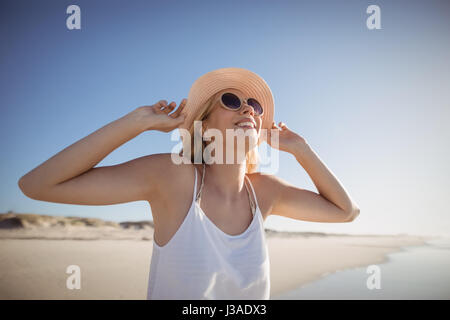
171, 98, 187, 117
154, 100, 168, 113
158, 100, 168, 108
164, 101, 176, 113
164, 106, 175, 113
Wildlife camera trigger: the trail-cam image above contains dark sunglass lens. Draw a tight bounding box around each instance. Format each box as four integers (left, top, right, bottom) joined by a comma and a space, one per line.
247, 98, 263, 115
221, 93, 241, 109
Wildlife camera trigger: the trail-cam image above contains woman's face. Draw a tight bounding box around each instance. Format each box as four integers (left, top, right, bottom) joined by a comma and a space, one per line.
202, 88, 262, 157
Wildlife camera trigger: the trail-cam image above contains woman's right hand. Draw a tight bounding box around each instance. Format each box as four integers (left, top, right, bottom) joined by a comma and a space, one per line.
133, 98, 187, 133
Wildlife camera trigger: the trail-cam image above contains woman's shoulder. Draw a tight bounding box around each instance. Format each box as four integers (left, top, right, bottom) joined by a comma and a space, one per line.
248, 171, 287, 196
246, 170, 278, 185
140, 152, 196, 181
135, 153, 197, 204
245, 171, 280, 220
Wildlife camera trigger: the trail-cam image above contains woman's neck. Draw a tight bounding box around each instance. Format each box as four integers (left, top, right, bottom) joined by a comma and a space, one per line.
201, 162, 248, 203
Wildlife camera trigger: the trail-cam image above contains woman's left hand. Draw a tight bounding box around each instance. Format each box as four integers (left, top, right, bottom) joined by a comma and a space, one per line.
264, 121, 309, 154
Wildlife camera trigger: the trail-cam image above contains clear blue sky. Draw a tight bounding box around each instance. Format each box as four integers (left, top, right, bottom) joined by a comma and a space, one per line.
2, 0, 449, 237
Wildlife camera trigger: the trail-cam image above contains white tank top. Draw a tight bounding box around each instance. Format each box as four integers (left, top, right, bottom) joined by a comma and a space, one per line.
147, 164, 271, 300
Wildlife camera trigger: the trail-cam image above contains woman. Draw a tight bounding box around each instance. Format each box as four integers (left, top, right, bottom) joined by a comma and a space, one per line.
18, 67, 360, 300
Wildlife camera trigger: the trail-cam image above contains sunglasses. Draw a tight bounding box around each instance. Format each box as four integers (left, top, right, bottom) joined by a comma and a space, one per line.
216, 92, 264, 116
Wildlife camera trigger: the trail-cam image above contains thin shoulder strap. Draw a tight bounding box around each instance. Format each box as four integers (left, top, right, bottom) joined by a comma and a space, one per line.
244, 175, 259, 212
195, 163, 206, 203
192, 165, 198, 203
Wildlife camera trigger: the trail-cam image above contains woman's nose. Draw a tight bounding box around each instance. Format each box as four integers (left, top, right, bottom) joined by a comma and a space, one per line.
240, 101, 255, 115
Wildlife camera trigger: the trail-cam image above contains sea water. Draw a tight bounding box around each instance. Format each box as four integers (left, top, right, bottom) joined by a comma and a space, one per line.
272, 237, 450, 300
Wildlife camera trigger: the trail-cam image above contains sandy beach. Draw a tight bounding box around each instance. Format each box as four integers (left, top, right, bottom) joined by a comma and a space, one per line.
0, 213, 430, 299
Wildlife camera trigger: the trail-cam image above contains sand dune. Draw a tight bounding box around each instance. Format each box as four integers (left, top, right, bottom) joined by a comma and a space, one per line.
0, 212, 393, 240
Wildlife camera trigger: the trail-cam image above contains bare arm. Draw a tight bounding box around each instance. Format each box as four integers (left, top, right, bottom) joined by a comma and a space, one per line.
266, 121, 360, 223
18, 98, 187, 205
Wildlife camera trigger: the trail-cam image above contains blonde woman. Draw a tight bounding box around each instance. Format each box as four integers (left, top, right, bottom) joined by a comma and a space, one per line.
18, 67, 360, 300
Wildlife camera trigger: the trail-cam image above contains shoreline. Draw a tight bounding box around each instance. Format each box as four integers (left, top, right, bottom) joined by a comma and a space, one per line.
266, 233, 432, 298
271, 237, 448, 300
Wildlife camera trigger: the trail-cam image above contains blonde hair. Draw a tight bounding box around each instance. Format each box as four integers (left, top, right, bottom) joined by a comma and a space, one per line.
179, 91, 260, 173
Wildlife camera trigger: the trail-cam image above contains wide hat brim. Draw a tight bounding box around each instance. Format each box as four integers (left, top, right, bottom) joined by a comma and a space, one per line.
179, 67, 275, 145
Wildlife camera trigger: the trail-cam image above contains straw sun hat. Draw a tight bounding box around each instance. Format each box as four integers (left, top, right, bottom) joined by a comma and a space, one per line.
179, 67, 275, 145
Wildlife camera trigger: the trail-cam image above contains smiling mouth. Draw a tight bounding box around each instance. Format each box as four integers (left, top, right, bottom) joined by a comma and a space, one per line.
234, 122, 256, 129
